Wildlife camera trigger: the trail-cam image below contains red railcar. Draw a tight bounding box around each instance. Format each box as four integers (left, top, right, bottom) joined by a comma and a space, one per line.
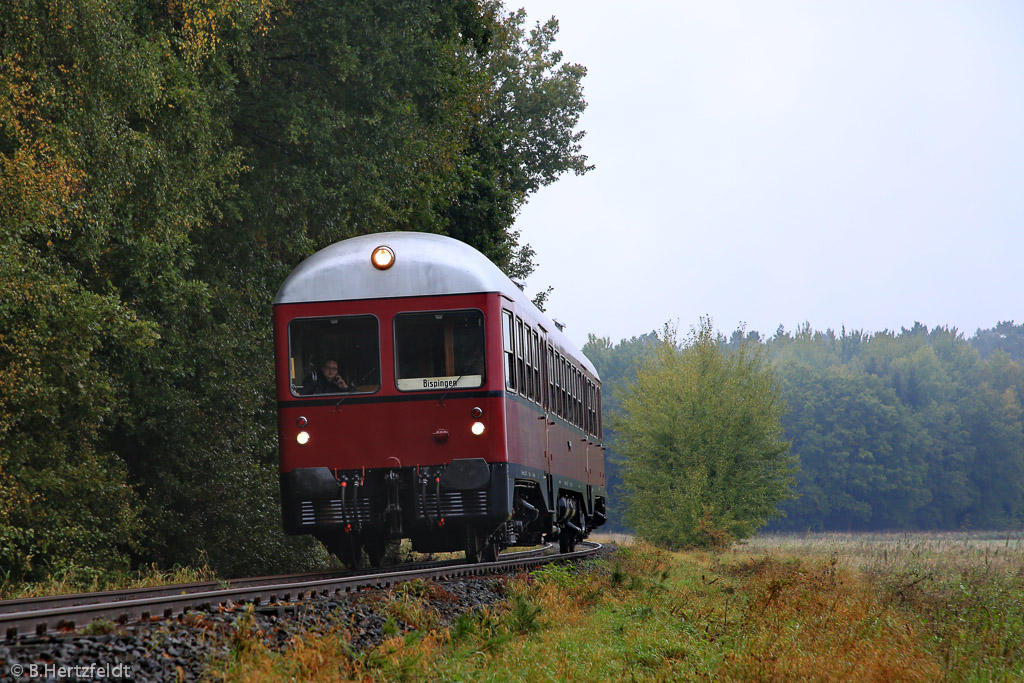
274, 232, 605, 566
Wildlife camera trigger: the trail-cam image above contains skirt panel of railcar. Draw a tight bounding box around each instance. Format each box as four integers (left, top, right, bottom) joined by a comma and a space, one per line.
281, 458, 519, 553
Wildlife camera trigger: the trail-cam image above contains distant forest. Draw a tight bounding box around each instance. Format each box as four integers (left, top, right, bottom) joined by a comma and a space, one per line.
585, 320, 1024, 532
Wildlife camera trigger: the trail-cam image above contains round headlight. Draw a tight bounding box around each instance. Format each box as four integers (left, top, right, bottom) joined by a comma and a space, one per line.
471, 421, 485, 436
297, 431, 310, 446
371, 245, 395, 270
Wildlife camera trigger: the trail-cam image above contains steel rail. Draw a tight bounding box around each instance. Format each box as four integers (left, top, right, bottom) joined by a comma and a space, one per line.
0, 556, 480, 616
1, 542, 599, 639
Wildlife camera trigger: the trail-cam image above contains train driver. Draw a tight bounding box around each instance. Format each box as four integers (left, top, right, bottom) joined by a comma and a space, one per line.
302, 359, 350, 394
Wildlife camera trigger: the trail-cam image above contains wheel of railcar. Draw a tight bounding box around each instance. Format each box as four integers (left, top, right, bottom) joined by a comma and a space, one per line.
364, 535, 388, 568
464, 527, 482, 564
325, 533, 364, 569
479, 538, 500, 563
559, 531, 571, 554
465, 527, 500, 563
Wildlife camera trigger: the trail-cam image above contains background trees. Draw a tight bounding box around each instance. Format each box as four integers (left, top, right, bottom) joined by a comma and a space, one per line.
610, 321, 795, 548
592, 321, 1024, 537
769, 324, 1024, 531
1, 0, 589, 581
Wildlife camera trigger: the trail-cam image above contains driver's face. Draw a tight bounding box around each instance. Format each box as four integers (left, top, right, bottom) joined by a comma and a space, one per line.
323, 362, 339, 377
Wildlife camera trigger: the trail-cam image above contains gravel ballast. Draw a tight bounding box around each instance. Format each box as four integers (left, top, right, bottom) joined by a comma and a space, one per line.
0, 549, 613, 682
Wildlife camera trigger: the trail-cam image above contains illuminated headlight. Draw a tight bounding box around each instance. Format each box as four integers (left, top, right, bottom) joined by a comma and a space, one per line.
296, 431, 311, 446
371, 245, 395, 270
471, 422, 485, 436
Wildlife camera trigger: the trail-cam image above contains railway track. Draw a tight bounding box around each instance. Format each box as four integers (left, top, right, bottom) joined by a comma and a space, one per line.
0, 542, 600, 640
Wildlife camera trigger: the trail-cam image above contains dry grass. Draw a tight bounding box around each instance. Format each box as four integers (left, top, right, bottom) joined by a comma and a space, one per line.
739, 530, 1024, 574
1, 558, 220, 600
732, 531, 1024, 681
211, 532, 1024, 681
589, 531, 636, 546
715, 553, 939, 681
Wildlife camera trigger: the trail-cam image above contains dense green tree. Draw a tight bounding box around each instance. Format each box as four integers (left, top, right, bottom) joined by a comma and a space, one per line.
223, 0, 589, 279
0, 239, 151, 577
972, 321, 1024, 361
1, 0, 591, 580
225, 0, 478, 266
612, 321, 795, 548
0, 0, 248, 578
767, 323, 1024, 531
442, 8, 592, 281
775, 364, 927, 530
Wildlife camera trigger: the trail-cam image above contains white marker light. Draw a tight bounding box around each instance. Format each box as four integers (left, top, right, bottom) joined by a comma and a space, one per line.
471, 421, 485, 436
371, 245, 395, 270
297, 431, 310, 445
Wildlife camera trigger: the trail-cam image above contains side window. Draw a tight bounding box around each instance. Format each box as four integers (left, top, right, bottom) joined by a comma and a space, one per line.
574, 368, 581, 427
524, 325, 534, 400
590, 381, 596, 436
579, 371, 584, 428
565, 360, 572, 422
573, 368, 581, 428
547, 345, 555, 411
561, 357, 569, 420
577, 371, 583, 428
536, 331, 544, 405
516, 317, 526, 398
584, 379, 591, 435
556, 356, 564, 418
553, 352, 561, 417
589, 382, 596, 437
502, 310, 515, 392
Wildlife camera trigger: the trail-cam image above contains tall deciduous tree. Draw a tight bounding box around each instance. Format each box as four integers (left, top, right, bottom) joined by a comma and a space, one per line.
443, 8, 592, 281
0, 0, 246, 577
2, 0, 592, 580
613, 321, 795, 548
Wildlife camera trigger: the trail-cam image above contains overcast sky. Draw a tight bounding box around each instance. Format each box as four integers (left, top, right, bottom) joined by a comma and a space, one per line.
514, 1, 1024, 349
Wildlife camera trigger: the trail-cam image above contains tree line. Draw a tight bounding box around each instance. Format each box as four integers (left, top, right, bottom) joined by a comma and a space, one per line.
1, 0, 589, 581
586, 320, 1024, 539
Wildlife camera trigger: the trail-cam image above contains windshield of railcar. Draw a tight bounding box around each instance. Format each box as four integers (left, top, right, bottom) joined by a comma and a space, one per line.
394, 310, 485, 391
287, 316, 380, 396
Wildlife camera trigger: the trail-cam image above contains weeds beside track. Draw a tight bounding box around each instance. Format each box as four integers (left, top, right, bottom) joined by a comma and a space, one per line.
214, 532, 1024, 681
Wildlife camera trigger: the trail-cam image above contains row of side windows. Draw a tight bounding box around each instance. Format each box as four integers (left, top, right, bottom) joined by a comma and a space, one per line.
501, 310, 602, 439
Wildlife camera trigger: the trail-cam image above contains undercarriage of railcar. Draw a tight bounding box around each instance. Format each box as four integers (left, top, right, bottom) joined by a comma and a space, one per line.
281, 459, 606, 567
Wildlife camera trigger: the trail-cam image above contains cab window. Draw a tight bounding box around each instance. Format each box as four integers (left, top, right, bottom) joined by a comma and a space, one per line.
288, 316, 380, 396
395, 310, 485, 391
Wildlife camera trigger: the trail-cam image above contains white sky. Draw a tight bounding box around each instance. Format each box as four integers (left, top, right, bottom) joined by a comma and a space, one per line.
514, 1, 1024, 349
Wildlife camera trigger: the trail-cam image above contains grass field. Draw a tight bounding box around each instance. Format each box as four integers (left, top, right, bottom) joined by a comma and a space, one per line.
213, 531, 1024, 681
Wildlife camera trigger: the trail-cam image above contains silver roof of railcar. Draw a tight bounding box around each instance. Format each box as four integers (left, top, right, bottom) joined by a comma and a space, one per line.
274, 232, 597, 376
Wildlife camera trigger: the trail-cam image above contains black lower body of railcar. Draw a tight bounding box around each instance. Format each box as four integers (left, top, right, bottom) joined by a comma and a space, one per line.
280, 458, 605, 567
